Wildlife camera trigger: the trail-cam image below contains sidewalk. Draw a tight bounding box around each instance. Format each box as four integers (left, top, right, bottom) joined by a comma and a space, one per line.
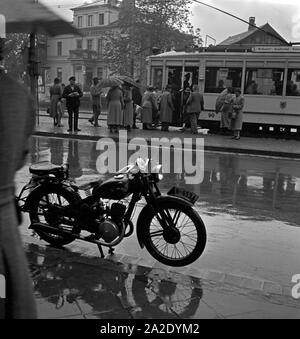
24, 235, 300, 319
34, 114, 300, 159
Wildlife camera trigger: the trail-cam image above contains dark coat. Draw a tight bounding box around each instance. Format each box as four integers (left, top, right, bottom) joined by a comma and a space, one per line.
0, 73, 36, 319
159, 91, 174, 123
186, 92, 204, 114
132, 87, 142, 106
63, 84, 83, 108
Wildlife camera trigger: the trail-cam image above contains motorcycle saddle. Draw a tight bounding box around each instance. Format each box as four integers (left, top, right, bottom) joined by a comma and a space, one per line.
29, 163, 64, 176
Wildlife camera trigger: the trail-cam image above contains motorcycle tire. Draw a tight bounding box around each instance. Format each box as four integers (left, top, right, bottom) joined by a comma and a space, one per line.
142, 200, 207, 267
27, 184, 81, 247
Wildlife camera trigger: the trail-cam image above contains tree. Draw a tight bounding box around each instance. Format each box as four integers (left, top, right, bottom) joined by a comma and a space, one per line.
103, 0, 201, 79
4, 34, 29, 80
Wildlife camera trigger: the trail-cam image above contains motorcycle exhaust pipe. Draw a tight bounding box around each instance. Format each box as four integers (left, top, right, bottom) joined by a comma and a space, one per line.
30, 223, 125, 247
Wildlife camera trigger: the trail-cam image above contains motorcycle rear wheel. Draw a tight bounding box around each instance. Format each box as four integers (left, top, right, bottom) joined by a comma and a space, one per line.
143, 201, 207, 267
28, 185, 81, 247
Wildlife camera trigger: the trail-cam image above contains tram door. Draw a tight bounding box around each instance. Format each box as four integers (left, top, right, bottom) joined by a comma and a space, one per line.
167, 66, 199, 126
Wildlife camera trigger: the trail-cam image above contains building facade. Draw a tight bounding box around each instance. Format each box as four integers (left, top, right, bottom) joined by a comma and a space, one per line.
45, 0, 119, 95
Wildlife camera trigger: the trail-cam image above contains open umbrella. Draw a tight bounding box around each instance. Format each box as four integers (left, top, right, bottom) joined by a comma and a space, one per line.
115, 75, 141, 88
1, 0, 80, 36
99, 77, 124, 89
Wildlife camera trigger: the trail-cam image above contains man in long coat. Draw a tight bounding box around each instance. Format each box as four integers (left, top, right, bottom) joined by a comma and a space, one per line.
0, 38, 36, 318
159, 86, 175, 132
63, 76, 83, 132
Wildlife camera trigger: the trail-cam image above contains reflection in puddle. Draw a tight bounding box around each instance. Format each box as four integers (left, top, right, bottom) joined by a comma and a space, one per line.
28, 244, 203, 319
28, 137, 300, 225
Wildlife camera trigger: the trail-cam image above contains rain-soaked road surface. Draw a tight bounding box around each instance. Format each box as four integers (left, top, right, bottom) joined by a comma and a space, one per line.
16, 136, 300, 291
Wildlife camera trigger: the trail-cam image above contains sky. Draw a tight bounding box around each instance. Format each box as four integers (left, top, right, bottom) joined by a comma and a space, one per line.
41, 0, 300, 44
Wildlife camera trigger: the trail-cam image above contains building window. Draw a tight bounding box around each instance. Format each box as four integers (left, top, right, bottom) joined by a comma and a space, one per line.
57, 42, 62, 56
286, 69, 300, 96
245, 68, 284, 96
98, 39, 104, 55
97, 67, 104, 80
76, 40, 82, 49
99, 13, 105, 25
87, 39, 94, 51
57, 68, 62, 81
78, 16, 83, 28
205, 67, 242, 93
88, 15, 94, 27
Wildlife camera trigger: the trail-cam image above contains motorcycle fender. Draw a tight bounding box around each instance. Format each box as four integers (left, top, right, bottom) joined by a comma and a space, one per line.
136, 196, 193, 248
23, 183, 75, 211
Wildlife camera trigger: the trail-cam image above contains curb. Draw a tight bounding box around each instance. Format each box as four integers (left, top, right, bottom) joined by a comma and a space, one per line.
33, 131, 300, 159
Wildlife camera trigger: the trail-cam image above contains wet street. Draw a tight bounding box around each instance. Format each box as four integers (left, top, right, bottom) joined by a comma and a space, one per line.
16, 136, 300, 292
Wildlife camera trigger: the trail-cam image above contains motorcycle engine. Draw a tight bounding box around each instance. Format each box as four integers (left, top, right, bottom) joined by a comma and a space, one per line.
97, 220, 120, 243
97, 203, 127, 243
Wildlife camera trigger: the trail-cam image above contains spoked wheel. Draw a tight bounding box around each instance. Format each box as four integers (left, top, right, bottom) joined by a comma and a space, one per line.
28, 186, 81, 247
143, 201, 207, 267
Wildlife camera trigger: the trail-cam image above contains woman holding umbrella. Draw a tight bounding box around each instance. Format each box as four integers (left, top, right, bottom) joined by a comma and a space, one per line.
99, 77, 124, 133
106, 85, 124, 133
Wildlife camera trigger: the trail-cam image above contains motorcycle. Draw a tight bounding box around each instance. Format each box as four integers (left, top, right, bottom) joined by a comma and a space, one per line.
17, 158, 207, 267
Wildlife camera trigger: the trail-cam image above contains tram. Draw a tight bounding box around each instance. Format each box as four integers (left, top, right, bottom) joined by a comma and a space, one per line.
146, 47, 300, 135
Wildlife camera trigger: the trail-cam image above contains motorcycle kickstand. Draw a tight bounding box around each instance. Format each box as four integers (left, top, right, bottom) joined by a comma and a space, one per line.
109, 247, 115, 256
97, 244, 105, 259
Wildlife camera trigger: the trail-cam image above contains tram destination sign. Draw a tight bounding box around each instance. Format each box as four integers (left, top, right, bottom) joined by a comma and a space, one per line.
252, 46, 300, 53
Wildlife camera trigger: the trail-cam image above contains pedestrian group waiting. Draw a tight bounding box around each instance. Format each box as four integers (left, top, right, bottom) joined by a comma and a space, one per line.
49, 76, 245, 140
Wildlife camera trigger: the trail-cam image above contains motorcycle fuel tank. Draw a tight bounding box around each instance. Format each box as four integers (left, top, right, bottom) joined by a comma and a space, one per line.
93, 174, 131, 200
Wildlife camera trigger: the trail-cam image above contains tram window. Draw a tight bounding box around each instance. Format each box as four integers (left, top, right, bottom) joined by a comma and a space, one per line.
286, 69, 300, 96
245, 68, 284, 96
205, 67, 242, 93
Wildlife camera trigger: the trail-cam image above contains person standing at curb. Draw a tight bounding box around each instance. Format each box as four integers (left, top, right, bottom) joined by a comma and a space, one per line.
231, 88, 245, 140
159, 85, 175, 132
89, 77, 102, 127
184, 85, 204, 135
0, 38, 36, 319
63, 76, 83, 132
220, 87, 235, 135
141, 86, 158, 130
49, 77, 63, 127
132, 80, 142, 129
123, 84, 134, 131
107, 85, 124, 133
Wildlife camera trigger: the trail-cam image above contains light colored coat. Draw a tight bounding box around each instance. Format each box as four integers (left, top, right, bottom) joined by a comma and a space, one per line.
231, 95, 245, 131
107, 87, 124, 126
159, 91, 174, 123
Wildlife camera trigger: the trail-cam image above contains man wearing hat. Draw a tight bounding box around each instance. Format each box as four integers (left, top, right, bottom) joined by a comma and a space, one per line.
63, 76, 83, 132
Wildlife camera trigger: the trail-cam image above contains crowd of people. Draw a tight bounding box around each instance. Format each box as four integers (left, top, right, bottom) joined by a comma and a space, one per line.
49, 76, 245, 139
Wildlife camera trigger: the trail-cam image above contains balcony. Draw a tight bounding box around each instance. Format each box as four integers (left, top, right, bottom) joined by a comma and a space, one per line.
69, 49, 98, 62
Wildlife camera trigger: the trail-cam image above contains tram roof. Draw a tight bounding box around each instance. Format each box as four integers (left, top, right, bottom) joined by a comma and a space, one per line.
148, 48, 300, 60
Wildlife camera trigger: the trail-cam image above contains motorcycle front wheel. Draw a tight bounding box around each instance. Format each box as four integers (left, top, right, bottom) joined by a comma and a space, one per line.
28, 185, 81, 247
143, 201, 207, 267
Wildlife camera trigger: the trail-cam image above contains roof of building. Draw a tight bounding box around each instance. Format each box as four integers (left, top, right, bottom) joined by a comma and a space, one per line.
218, 23, 288, 46
72, 0, 119, 11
